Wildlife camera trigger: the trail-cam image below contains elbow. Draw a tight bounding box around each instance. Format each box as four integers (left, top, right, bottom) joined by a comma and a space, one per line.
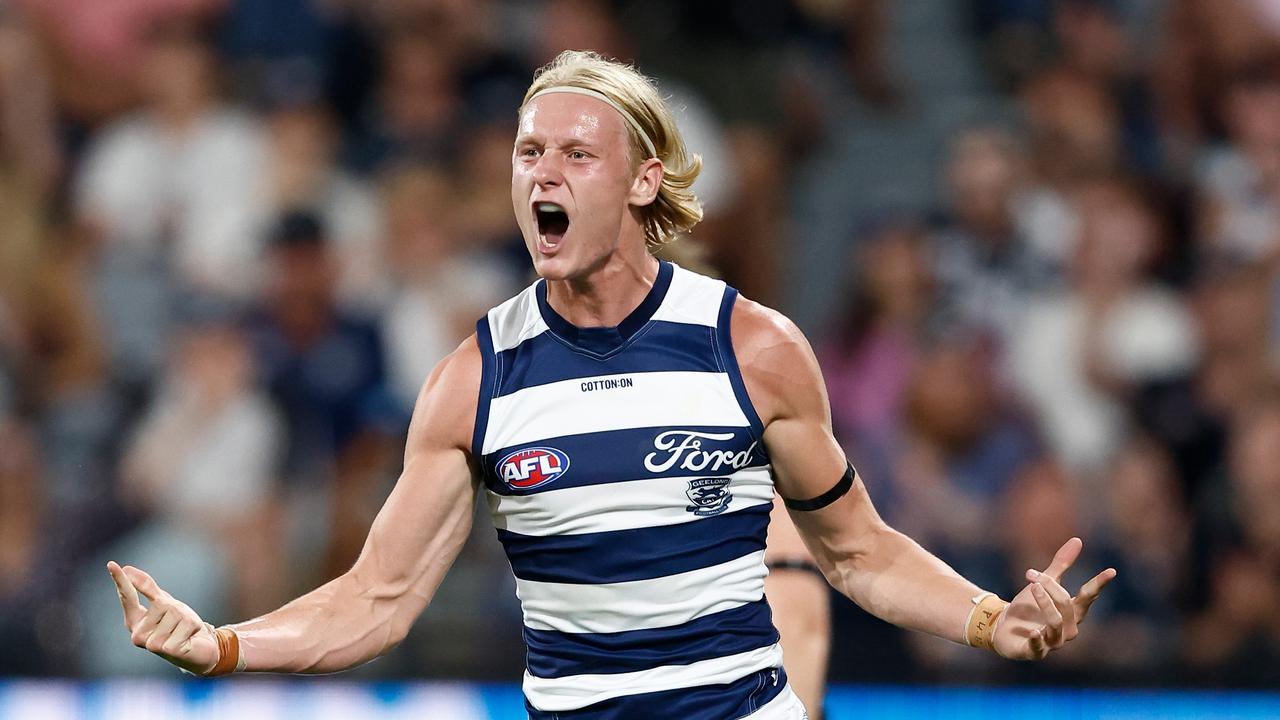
337, 570, 419, 663
382, 615, 415, 653
819, 520, 893, 595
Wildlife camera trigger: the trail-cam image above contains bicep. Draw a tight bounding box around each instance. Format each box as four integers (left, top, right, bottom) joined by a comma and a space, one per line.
730, 297, 887, 566
765, 410, 888, 574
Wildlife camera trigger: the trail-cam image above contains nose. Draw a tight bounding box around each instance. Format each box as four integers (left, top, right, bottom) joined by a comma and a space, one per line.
532, 152, 564, 188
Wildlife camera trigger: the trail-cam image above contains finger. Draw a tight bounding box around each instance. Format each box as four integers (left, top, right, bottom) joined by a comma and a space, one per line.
162, 619, 201, 657
1030, 582, 1064, 644
1074, 568, 1118, 623
1027, 627, 1048, 660
1030, 585, 1064, 647
1041, 537, 1082, 582
1027, 570, 1074, 610
107, 561, 146, 629
130, 600, 172, 646
123, 566, 165, 603
1033, 572, 1079, 638
145, 610, 183, 654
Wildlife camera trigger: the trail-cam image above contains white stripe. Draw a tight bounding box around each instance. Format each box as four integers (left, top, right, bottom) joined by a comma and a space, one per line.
517, 550, 767, 634
650, 265, 725, 327
743, 685, 808, 720
524, 643, 784, 712
487, 283, 547, 353
483, 371, 748, 454
489, 466, 774, 536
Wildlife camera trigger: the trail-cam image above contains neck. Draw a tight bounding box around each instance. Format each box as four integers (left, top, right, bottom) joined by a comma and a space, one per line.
545, 245, 660, 328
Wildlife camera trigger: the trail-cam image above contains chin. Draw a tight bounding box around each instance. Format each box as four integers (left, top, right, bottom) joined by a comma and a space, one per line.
530, 253, 576, 281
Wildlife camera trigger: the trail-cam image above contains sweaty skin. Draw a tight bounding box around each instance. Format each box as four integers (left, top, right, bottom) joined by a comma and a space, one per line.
108, 89, 1114, 684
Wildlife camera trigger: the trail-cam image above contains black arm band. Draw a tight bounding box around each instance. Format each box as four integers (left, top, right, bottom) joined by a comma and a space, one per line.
782, 463, 854, 511
765, 558, 826, 582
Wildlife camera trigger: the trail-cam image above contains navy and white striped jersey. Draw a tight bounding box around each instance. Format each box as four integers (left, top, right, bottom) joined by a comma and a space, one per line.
473, 261, 789, 719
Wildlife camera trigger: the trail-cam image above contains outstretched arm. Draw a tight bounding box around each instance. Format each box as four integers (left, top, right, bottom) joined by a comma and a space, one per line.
731, 297, 1115, 660
107, 336, 484, 675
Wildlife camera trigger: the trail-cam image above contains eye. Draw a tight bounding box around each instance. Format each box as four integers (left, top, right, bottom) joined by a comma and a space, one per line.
568, 150, 590, 160
518, 146, 541, 159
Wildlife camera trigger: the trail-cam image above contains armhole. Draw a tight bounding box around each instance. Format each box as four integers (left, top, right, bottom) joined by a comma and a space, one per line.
471, 316, 497, 466
715, 287, 768, 442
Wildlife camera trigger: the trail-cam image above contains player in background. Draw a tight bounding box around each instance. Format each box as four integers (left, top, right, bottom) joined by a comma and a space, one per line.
764, 500, 831, 717
108, 51, 1115, 719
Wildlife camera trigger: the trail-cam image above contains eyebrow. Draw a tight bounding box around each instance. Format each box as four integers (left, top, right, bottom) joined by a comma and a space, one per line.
514, 134, 599, 150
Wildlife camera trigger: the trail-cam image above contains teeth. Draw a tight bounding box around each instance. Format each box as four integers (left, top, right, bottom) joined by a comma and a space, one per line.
536, 202, 565, 213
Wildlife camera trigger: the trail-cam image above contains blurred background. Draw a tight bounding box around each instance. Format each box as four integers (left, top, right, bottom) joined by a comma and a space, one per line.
2, 0, 1280, 712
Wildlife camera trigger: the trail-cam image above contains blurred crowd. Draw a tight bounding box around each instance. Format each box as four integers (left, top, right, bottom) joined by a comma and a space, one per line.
0, 0, 1278, 688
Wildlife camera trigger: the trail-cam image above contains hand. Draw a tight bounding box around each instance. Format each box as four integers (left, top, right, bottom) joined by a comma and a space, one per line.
993, 538, 1117, 661
107, 561, 220, 674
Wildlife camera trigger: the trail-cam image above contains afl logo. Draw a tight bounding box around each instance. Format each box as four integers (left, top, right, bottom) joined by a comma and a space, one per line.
497, 447, 571, 490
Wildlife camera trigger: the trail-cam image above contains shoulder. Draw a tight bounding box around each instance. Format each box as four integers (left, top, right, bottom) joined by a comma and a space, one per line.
728, 295, 829, 427
728, 295, 811, 365
405, 334, 483, 455
481, 279, 544, 352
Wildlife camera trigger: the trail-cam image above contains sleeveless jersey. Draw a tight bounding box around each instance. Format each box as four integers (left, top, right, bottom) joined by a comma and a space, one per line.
473, 261, 788, 719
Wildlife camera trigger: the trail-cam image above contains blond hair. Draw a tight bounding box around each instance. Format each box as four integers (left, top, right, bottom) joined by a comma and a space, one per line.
521, 50, 703, 250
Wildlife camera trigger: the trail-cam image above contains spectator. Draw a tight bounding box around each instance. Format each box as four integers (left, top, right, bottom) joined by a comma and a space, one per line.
1017, 67, 1123, 268
894, 331, 1041, 592
263, 97, 387, 311
0, 418, 53, 675
119, 300, 284, 615
1183, 398, 1280, 686
75, 298, 284, 676
1195, 54, 1280, 263
380, 162, 515, 409
1052, 0, 1162, 175
14, 0, 225, 123
1087, 438, 1192, 675
1158, 0, 1280, 157
74, 12, 271, 299
823, 219, 934, 470
1010, 178, 1198, 479
246, 210, 398, 579
931, 127, 1056, 357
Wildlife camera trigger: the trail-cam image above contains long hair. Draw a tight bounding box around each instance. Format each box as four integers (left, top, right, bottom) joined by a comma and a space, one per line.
521, 50, 703, 250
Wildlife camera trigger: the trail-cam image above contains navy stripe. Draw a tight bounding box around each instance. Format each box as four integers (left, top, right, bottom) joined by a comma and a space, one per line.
497, 502, 770, 584
494, 320, 719, 397
482, 425, 767, 495
715, 288, 768, 441
471, 317, 497, 460
524, 599, 778, 679
534, 261, 674, 357
527, 667, 788, 720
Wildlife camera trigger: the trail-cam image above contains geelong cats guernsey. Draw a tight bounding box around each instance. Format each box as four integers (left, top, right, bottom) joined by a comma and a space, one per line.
473, 261, 789, 719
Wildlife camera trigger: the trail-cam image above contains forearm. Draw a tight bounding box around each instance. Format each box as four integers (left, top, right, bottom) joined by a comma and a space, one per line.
229, 569, 423, 674
825, 525, 981, 644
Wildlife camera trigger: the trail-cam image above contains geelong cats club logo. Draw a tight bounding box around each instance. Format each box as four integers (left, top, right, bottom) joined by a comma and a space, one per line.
686, 478, 733, 517
497, 447, 570, 490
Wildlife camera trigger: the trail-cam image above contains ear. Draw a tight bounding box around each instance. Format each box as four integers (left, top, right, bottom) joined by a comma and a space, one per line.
627, 158, 664, 208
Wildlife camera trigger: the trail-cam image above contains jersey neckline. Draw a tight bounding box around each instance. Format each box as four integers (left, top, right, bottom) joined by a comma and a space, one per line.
535, 260, 674, 357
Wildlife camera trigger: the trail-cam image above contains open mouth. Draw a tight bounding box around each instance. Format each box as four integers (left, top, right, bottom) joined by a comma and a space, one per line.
534, 201, 570, 248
